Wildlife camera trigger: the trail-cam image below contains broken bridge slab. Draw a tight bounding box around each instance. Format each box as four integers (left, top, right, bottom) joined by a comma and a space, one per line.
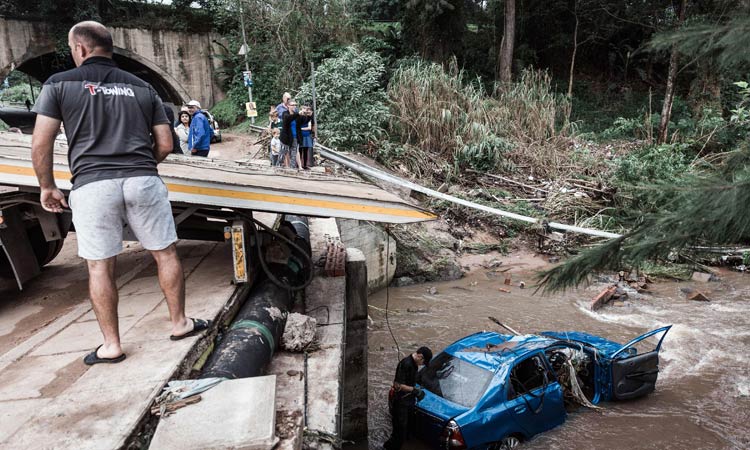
149, 376, 278, 450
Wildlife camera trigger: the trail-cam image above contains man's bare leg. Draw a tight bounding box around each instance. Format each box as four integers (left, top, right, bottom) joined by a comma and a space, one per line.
150, 243, 192, 336
87, 257, 123, 358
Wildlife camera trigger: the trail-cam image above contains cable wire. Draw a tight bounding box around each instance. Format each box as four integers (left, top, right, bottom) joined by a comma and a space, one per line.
240, 212, 315, 292
384, 225, 401, 360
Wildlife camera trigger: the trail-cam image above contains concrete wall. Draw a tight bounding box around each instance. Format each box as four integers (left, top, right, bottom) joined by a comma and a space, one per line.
343, 248, 368, 442
336, 219, 395, 293
0, 18, 225, 108
109, 27, 225, 107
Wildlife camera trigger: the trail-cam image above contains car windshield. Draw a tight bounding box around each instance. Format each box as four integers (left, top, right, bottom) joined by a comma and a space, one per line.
418, 352, 494, 408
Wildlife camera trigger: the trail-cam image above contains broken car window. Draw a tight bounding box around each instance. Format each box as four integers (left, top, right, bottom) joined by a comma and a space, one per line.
509, 354, 549, 399
418, 353, 494, 408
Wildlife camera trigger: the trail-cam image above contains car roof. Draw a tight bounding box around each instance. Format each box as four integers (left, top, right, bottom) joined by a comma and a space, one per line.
445, 331, 558, 372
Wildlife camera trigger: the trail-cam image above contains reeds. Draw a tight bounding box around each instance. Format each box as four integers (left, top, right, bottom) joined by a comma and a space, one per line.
387, 61, 575, 179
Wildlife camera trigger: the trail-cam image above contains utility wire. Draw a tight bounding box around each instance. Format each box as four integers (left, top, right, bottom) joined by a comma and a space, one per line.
384, 225, 401, 361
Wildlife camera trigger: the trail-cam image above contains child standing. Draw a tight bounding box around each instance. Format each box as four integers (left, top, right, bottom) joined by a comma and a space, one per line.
270, 128, 281, 166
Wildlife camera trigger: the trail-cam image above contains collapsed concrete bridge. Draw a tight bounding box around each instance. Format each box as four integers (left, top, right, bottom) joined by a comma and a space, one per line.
0, 17, 226, 108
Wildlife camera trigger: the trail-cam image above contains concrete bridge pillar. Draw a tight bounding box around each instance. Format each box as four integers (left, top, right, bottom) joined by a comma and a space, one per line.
343, 248, 369, 442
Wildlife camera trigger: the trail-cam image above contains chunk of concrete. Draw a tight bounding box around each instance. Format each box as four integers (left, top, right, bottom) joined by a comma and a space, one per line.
150, 376, 279, 450
691, 271, 713, 283
688, 291, 711, 302
282, 313, 317, 352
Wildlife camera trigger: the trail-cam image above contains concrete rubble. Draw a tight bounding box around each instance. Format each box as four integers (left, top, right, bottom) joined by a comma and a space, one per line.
281, 313, 317, 352
149, 376, 279, 450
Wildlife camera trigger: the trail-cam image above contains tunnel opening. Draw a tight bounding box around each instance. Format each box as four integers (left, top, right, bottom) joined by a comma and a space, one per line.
12, 50, 184, 106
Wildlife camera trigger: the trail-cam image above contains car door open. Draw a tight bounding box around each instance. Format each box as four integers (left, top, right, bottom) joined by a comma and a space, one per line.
609, 326, 672, 401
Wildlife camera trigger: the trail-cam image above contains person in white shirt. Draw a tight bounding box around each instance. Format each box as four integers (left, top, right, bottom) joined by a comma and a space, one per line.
174, 110, 191, 155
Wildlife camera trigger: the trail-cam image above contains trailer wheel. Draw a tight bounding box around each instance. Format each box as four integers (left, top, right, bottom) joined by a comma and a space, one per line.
27, 225, 65, 266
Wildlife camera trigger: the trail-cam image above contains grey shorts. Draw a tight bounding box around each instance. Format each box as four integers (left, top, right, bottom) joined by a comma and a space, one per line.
69, 176, 177, 260
278, 139, 299, 168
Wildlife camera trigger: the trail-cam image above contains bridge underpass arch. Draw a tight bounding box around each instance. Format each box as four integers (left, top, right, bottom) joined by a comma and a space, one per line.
7, 47, 188, 106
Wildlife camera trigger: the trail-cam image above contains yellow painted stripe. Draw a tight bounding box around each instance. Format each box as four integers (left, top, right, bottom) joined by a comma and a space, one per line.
167, 183, 435, 219
0, 163, 71, 181
0, 163, 435, 220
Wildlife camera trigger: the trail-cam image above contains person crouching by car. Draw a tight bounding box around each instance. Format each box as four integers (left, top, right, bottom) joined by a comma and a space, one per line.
186, 100, 211, 157
384, 346, 433, 450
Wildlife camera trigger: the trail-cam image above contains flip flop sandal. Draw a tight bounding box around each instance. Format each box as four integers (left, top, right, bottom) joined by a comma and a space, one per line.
170, 318, 212, 341
83, 345, 126, 366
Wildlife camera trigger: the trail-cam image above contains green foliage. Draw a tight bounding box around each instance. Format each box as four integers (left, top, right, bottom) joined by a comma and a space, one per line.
297, 45, 389, 151
650, 15, 750, 71
209, 98, 242, 128
599, 116, 653, 141
540, 134, 750, 293
387, 61, 572, 179
730, 81, 750, 123
0, 0, 212, 31
454, 135, 514, 172
0, 82, 39, 104
613, 143, 692, 209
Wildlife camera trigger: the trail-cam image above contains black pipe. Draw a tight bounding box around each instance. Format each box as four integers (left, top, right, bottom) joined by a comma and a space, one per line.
200, 216, 311, 379
200, 275, 295, 379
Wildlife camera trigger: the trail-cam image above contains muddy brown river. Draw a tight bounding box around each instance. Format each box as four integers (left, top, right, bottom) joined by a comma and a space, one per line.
367, 261, 750, 450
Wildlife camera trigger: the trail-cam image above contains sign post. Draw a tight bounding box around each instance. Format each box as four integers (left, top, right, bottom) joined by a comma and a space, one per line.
237, 0, 255, 124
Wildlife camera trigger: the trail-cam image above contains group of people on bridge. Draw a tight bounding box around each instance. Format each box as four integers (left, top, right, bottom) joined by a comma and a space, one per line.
268, 92, 316, 169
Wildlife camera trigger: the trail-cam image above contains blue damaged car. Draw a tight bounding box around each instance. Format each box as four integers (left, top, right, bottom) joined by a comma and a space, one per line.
412, 326, 672, 449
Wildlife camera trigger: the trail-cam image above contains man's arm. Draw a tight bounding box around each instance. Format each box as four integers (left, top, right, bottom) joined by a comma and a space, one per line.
32, 115, 68, 213
152, 124, 173, 163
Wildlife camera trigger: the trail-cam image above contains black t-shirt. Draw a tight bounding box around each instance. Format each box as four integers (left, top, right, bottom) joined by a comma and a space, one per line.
33, 56, 169, 188
393, 355, 418, 402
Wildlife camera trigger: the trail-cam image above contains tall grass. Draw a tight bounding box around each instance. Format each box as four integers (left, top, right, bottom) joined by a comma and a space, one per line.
387, 60, 574, 178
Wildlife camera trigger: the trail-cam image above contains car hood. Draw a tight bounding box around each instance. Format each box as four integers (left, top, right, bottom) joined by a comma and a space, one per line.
539, 331, 626, 359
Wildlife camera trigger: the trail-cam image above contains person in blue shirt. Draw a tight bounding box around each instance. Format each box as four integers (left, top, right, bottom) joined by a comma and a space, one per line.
186, 100, 211, 157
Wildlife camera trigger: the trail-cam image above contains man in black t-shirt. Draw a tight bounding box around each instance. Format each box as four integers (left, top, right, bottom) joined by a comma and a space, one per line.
384, 346, 433, 450
32, 21, 209, 367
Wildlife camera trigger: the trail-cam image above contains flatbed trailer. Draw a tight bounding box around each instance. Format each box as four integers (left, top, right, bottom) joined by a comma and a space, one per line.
0, 132, 434, 289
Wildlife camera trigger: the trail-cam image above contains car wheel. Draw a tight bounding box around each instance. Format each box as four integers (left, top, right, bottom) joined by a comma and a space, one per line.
502, 436, 522, 449
490, 436, 522, 450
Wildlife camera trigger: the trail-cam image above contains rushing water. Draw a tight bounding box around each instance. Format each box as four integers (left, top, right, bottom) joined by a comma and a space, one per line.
367, 265, 750, 450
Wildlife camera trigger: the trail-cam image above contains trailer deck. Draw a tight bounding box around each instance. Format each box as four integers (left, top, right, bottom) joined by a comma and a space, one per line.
0, 132, 434, 224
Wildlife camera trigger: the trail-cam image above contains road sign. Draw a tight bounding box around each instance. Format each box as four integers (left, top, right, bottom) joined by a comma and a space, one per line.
246, 102, 257, 118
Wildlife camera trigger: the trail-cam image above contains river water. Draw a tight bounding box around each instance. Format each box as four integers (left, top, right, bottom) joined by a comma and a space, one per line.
367, 261, 750, 450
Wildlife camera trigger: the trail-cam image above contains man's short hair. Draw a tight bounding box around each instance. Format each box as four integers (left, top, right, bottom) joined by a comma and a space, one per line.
71, 21, 114, 54
417, 346, 433, 365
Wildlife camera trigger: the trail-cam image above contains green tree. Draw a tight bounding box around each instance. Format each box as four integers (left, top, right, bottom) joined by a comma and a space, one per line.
539, 9, 750, 292
297, 45, 389, 151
